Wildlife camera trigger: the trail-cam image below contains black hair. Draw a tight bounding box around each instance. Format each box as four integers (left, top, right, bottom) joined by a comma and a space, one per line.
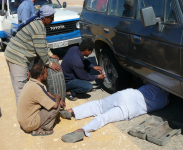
30, 62, 45, 79
79, 39, 95, 52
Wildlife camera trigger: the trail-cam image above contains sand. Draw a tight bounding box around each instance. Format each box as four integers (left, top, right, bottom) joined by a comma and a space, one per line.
0, 52, 141, 150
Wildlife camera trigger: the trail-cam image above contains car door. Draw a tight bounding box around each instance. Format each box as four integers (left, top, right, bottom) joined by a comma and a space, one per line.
80, 0, 134, 64
80, 0, 109, 41
1, 0, 13, 38
130, 0, 182, 96
103, 0, 134, 56
100, 0, 136, 69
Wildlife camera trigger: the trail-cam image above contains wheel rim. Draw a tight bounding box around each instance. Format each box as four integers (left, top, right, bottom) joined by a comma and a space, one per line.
102, 57, 114, 84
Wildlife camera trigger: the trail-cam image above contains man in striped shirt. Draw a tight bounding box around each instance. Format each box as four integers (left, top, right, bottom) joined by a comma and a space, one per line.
4, 5, 61, 105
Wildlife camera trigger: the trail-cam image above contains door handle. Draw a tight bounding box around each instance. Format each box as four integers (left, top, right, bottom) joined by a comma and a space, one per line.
134, 35, 141, 40
104, 28, 109, 32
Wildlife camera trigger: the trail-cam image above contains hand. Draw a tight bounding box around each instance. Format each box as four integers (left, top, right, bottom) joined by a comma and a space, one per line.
55, 94, 62, 102
94, 66, 103, 74
97, 73, 106, 79
49, 62, 61, 72
50, 54, 59, 61
60, 100, 66, 109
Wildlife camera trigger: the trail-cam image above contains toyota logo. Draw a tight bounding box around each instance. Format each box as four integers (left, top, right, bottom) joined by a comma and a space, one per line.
50, 25, 65, 30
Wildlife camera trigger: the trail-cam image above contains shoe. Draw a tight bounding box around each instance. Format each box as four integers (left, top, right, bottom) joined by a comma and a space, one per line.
61, 131, 84, 143
66, 94, 78, 101
60, 110, 72, 119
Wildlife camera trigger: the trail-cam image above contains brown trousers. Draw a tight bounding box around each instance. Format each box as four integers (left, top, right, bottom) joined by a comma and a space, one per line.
38, 104, 61, 131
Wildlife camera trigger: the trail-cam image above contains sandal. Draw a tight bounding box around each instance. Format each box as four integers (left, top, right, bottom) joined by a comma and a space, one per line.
31, 128, 54, 136
66, 94, 78, 101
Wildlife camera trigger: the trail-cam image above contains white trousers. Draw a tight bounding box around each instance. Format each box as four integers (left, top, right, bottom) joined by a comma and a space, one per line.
72, 89, 146, 137
7, 61, 28, 105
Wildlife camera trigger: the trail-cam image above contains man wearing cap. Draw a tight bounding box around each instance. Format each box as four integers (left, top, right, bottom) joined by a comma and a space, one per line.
17, 0, 38, 24
4, 5, 61, 105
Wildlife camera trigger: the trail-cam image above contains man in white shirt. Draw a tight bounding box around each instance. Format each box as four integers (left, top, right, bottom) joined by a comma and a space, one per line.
60, 83, 168, 143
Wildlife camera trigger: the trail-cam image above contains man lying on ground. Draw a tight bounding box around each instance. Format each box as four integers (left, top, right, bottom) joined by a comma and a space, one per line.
60, 83, 168, 143
61, 39, 105, 101
17, 63, 65, 136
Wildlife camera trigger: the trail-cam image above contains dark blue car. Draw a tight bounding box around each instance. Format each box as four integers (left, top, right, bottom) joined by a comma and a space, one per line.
80, 0, 183, 98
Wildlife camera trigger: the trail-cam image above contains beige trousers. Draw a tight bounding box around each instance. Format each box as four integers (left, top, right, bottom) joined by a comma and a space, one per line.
39, 104, 61, 131
6, 60, 28, 105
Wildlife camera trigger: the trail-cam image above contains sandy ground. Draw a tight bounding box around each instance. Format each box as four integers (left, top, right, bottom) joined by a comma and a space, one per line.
0, 52, 141, 150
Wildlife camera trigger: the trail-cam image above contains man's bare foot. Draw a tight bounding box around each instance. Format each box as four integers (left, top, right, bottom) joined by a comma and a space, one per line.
74, 129, 85, 134
66, 91, 71, 95
66, 108, 74, 115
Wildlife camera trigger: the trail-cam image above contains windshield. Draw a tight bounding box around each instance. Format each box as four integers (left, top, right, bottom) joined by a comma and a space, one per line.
9, 0, 61, 14
35, 0, 61, 10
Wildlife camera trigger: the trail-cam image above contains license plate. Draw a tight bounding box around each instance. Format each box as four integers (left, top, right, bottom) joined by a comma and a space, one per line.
53, 41, 68, 49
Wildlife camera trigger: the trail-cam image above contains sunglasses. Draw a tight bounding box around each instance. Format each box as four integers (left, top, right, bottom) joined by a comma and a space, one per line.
46, 16, 54, 20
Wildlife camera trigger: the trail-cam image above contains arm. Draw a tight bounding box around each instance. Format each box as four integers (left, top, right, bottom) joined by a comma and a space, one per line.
32, 22, 61, 71
34, 84, 57, 110
47, 92, 55, 98
73, 63, 98, 81
52, 94, 61, 108
20, 6, 31, 22
52, 94, 66, 109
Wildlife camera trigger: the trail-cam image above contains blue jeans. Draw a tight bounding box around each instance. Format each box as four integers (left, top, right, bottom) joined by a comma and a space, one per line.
66, 79, 93, 97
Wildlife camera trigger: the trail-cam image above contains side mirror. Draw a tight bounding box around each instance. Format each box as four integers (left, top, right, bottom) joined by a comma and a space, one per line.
0, 10, 6, 16
63, 2, 67, 8
140, 6, 163, 32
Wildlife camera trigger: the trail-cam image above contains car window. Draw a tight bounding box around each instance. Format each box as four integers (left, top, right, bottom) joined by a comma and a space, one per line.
108, 0, 134, 17
86, 0, 108, 12
165, 0, 177, 23
121, 0, 134, 17
109, 0, 117, 15
138, 0, 165, 21
35, 0, 61, 10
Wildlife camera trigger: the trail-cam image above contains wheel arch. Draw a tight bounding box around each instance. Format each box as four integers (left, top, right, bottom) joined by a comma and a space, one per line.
94, 35, 116, 63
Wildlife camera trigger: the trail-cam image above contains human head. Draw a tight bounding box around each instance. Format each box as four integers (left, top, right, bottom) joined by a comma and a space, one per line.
40, 5, 56, 26
124, 0, 134, 10
79, 39, 95, 57
30, 62, 48, 82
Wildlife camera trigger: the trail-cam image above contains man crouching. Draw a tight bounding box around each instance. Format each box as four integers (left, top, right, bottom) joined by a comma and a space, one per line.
17, 63, 65, 136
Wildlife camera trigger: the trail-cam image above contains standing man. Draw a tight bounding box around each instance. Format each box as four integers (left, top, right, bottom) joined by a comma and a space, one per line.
17, 0, 37, 24
5, 5, 61, 105
61, 39, 105, 101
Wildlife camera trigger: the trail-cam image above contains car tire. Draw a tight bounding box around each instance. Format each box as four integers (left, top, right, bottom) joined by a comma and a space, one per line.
99, 48, 130, 93
47, 58, 66, 102
0, 40, 6, 52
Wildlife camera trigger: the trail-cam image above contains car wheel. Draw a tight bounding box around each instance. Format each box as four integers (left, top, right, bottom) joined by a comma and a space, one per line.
99, 48, 130, 93
0, 40, 6, 52
47, 58, 66, 102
